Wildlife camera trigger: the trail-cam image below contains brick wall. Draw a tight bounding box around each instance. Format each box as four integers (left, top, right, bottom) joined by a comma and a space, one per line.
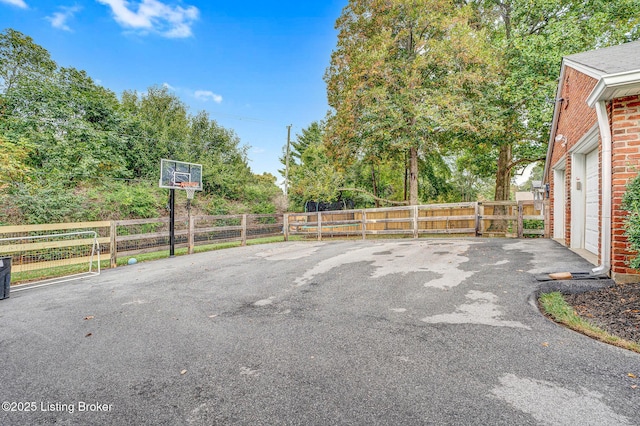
547, 67, 598, 249
610, 95, 640, 281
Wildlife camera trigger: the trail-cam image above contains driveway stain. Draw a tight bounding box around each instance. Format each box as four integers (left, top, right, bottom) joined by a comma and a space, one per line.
291, 241, 477, 289
491, 373, 632, 425
421, 290, 530, 329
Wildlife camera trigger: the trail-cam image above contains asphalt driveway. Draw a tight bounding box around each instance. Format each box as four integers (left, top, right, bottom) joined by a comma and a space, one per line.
0, 238, 638, 425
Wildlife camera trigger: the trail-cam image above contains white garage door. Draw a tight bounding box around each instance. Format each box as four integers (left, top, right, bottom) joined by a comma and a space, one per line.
584, 149, 599, 254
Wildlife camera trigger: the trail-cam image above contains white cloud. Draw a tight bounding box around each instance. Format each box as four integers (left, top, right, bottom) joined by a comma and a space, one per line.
194, 90, 223, 104
96, 0, 199, 38
0, 0, 28, 9
163, 83, 223, 104
47, 5, 82, 32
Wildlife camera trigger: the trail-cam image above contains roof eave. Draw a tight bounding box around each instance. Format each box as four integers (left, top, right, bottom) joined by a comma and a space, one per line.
542, 61, 568, 185
562, 58, 605, 80
587, 70, 640, 107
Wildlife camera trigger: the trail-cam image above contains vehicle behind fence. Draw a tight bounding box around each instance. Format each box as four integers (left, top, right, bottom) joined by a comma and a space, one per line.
0, 201, 546, 285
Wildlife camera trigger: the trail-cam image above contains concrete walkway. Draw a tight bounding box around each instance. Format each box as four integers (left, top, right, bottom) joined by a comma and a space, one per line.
0, 239, 638, 425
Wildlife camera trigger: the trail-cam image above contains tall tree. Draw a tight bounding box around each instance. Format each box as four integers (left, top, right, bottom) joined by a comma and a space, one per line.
325, 0, 495, 205
280, 121, 344, 210
120, 86, 190, 178
0, 28, 56, 93
465, 0, 640, 200
0, 28, 282, 223
279, 121, 326, 174
2, 65, 128, 180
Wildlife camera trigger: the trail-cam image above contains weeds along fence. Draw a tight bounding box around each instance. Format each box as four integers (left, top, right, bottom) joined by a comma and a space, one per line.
0, 201, 546, 283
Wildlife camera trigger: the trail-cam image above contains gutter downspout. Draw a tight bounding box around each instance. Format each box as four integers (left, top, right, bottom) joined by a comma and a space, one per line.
592, 100, 611, 276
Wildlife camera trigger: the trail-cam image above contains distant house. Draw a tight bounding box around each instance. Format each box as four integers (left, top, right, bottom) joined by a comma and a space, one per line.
543, 40, 640, 283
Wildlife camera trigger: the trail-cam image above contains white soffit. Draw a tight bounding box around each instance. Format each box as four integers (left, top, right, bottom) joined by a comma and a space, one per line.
553, 157, 566, 170
587, 70, 640, 107
569, 124, 599, 154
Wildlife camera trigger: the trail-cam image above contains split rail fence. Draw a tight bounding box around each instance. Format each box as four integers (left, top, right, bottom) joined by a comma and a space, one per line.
0, 200, 547, 282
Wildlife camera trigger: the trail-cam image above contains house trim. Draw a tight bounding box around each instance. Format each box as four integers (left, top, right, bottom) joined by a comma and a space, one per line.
542, 63, 567, 186
568, 124, 599, 154
593, 101, 612, 275
563, 59, 604, 80
587, 70, 640, 107
552, 166, 566, 240
569, 129, 598, 251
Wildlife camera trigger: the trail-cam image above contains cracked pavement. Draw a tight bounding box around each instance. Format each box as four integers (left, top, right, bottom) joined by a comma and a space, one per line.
1, 238, 638, 425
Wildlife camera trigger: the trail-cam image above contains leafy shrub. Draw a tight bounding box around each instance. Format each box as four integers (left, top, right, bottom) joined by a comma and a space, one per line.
205, 197, 231, 215
622, 175, 640, 269
252, 201, 276, 215
82, 182, 161, 220
10, 181, 83, 224
523, 219, 544, 230
101, 182, 161, 219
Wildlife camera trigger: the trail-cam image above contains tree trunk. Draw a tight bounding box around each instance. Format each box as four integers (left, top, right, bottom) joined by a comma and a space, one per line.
371, 164, 380, 208
409, 146, 419, 205
402, 153, 409, 201
494, 143, 512, 201
491, 143, 513, 232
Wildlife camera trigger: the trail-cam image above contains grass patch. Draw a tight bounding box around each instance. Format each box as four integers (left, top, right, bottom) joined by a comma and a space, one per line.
11, 262, 103, 285
9, 235, 294, 285
539, 292, 640, 354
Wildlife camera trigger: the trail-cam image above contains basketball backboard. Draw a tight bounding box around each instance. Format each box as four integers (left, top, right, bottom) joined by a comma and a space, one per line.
159, 159, 203, 190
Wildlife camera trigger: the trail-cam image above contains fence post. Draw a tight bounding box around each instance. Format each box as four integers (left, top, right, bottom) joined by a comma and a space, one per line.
361, 210, 367, 240
241, 214, 247, 246
475, 202, 482, 236
110, 221, 117, 268
283, 213, 289, 241
188, 215, 195, 254
517, 201, 524, 238
317, 212, 322, 241
413, 206, 419, 238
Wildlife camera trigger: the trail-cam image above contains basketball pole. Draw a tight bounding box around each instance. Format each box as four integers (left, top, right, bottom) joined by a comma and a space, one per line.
169, 188, 175, 257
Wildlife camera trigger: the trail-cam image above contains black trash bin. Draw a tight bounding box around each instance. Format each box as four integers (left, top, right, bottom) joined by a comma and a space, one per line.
0, 256, 11, 300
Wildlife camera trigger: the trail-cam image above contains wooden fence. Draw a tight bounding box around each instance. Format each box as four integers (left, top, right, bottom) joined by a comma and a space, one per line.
0, 201, 546, 279
287, 201, 546, 240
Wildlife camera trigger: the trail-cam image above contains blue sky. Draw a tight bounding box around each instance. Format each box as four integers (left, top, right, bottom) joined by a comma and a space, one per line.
0, 0, 346, 183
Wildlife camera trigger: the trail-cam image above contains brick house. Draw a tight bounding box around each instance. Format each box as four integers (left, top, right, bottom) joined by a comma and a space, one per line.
543, 40, 640, 283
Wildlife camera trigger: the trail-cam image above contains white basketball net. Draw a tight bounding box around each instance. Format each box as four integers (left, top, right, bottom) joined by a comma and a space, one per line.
185, 187, 196, 200
178, 182, 198, 200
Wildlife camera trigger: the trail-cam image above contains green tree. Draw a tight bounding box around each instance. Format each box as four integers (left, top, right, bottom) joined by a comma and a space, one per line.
280, 122, 344, 210
289, 142, 344, 210
325, 0, 495, 205
0, 28, 282, 223
464, 0, 640, 201
2, 66, 128, 180
287, 121, 325, 167
0, 28, 57, 175
0, 135, 32, 183
0, 28, 56, 92
122, 86, 190, 178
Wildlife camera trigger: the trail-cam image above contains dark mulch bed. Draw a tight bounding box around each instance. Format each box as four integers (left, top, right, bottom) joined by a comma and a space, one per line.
564, 282, 640, 344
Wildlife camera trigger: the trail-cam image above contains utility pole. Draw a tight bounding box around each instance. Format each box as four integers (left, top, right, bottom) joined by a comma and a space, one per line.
284, 124, 292, 205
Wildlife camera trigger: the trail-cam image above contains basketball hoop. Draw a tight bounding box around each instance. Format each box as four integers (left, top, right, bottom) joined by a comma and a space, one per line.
179, 181, 198, 200
161, 159, 203, 258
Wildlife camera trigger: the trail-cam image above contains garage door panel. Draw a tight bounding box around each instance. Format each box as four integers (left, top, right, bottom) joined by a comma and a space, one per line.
584, 150, 599, 255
